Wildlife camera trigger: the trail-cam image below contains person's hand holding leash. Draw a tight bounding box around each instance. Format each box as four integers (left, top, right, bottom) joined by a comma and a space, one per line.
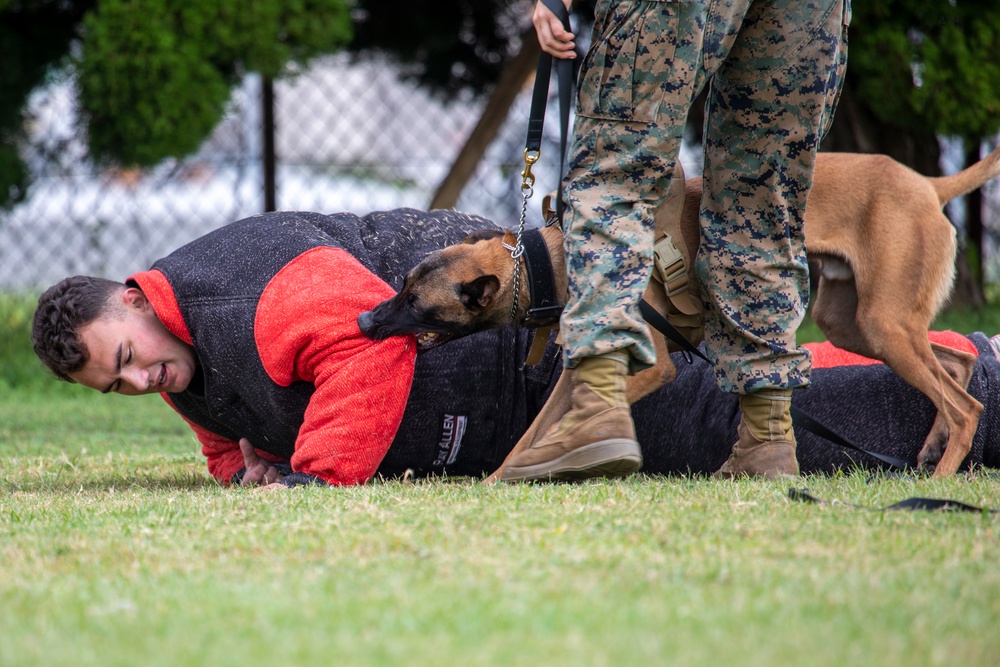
533, 0, 575, 59
239, 438, 285, 488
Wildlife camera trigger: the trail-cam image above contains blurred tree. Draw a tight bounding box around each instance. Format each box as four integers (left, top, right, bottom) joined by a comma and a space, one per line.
347, 0, 525, 98
0, 0, 95, 209
78, 0, 352, 166
833, 0, 1000, 151
0, 0, 351, 207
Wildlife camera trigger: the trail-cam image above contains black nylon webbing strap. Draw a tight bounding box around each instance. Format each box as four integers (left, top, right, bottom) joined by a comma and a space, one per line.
525, 0, 575, 225
790, 404, 910, 470
520, 228, 563, 326
638, 298, 710, 363
789, 488, 998, 513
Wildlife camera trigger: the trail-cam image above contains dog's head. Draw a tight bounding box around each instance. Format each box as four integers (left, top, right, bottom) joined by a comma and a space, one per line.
357, 229, 517, 351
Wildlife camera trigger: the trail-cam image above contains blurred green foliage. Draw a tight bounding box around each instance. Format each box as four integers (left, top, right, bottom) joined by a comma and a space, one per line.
850, 0, 1000, 140
78, 0, 352, 166
0, 0, 95, 209
0, 0, 351, 205
1, 292, 51, 393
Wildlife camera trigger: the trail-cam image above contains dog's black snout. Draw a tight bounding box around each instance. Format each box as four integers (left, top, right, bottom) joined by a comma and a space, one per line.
357, 310, 376, 336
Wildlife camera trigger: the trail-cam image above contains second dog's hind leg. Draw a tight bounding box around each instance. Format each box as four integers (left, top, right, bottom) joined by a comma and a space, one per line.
874, 329, 983, 477
811, 264, 982, 476
914, 341, 980, 472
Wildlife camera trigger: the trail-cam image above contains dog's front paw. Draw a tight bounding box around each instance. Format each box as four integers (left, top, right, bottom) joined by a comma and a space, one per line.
916, 442, 944, 473
916, 418, 949, 472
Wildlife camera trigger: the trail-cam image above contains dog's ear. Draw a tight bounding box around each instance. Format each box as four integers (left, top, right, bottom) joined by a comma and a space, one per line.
460, 275, 500, 310
459, 229, 505, 245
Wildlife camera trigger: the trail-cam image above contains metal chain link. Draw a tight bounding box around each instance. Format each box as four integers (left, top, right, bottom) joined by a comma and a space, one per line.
505, 184, 532, 323
503, 149, 539, 323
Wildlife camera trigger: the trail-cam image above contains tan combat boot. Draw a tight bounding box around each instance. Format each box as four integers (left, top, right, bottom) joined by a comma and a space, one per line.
715, 388, 799, 479
501, 352, 643, 482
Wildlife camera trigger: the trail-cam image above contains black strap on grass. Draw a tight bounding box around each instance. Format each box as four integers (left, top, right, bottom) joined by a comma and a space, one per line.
789, 488, 998, 513
526, 0, 575, 225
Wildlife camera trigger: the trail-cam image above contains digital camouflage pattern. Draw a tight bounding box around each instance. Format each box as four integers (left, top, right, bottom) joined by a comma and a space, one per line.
560, 0, 850, 394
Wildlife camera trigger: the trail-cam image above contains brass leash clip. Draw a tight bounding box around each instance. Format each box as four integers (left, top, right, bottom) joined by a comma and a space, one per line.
521, 149, 539, 190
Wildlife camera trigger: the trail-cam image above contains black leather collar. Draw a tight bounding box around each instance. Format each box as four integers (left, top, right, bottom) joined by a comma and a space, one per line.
520, 228, 563, 327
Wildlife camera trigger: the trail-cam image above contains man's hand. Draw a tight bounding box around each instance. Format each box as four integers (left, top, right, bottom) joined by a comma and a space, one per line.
533, 0, 575, 59
239, 438, 285, 487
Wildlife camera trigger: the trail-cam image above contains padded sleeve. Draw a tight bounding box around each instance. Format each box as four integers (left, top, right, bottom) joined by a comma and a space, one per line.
255, 247, 417, 485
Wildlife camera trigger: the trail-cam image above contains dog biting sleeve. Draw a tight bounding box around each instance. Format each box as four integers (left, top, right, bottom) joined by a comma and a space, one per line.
255, 247, 417, 485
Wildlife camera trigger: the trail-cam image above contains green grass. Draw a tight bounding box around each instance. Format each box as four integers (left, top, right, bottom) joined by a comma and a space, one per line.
3, 291, 1000, 666
3, 466, 1000, 666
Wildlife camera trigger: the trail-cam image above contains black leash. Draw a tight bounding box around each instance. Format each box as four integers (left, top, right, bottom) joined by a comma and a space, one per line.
638, 298, 710, 363
789, 488, 998, 513
789, 404, 910, 470
524, 0, 575, 226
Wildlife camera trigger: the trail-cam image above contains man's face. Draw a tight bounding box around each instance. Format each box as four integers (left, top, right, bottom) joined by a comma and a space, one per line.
69, 288, 197, 396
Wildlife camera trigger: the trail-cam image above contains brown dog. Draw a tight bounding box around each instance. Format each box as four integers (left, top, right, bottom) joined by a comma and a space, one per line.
359, 148, 1000, 479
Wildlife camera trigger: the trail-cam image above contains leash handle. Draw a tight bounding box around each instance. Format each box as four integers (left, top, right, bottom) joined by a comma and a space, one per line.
524, 0, 572, 155
525, 0, 575, 225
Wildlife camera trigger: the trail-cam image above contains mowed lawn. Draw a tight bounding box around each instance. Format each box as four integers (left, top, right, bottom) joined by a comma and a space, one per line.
3, 396, 999, 667
2, 294, 1000, 666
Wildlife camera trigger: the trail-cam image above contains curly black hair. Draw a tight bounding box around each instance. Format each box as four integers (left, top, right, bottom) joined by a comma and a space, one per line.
31, 276, 126, 382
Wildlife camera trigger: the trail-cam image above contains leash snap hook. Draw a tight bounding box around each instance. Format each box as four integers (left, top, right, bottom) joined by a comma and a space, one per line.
521, 149, 540, 190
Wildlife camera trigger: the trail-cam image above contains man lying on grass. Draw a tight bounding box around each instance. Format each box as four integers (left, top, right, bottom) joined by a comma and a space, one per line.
30, 210, 1000, 487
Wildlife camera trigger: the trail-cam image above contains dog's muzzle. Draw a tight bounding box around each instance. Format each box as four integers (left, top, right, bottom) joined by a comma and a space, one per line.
357, 309, 454, 352
357, 310, 379, 337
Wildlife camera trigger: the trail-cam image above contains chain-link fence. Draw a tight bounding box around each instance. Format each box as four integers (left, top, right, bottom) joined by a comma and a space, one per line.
2, 52, 998, 293
1, 52, 573, 292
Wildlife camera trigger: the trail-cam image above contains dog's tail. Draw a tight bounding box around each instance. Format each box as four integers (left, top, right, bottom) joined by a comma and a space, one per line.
928, 143, 1000, 206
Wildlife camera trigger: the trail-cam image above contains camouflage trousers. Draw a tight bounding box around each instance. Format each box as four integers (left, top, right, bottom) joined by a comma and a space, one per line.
560, 0, 850, 393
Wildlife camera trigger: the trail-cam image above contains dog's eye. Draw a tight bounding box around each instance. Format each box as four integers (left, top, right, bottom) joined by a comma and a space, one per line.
406, 293, 418, 308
